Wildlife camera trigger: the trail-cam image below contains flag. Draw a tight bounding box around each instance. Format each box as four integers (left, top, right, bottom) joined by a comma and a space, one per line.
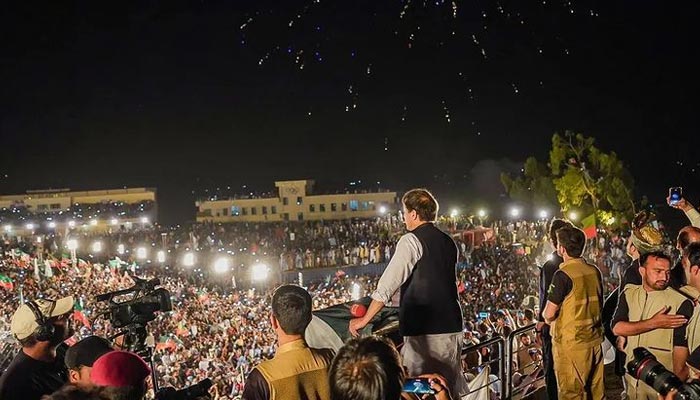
582, 214, 597, 239
73, 300, 91, 328
0, 274, 13, 290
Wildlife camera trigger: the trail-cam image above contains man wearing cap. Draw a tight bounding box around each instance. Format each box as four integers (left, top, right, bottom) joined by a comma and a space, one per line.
0, 296, 75, 400
89, 350, 152, 399
64, 336, 114, 388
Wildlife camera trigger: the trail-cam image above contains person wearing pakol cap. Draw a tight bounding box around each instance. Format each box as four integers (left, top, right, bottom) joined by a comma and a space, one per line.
89, 350, 152, 400
0, 295, 75, 400
64, 336, 114, 388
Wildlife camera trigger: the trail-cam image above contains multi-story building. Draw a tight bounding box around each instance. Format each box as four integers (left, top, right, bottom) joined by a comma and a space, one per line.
196, 180, 397, 222
0, 187, 157, 233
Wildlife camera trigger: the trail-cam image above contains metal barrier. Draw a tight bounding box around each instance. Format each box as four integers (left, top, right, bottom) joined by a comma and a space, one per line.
460, 323, 545, 399
461, 335, 506, 398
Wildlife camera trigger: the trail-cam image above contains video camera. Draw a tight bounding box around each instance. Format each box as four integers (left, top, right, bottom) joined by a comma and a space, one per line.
627, 347, 700, 399
96, 276, 172, 329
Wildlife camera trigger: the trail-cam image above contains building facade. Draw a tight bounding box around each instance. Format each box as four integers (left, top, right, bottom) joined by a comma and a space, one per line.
196, 180, 397, 222
0, 187, 157, 234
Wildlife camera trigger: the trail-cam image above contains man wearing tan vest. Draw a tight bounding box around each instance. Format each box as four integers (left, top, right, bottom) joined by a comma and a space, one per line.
242, 285, 335, 400
679, 242, 700, 379
612, 251, 693, 399
543, 225, 604, 400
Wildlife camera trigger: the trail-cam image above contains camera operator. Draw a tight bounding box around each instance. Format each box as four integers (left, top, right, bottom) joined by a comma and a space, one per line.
89, 350, 152, 400
64, 336, 114, 388
0, 296, 75, 400
329, 336, 452, 400
612, 251, 693, 399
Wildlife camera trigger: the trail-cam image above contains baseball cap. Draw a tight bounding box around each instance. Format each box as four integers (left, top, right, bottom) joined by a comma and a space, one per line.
11, 296, 74, 340
91, 351, 151, 387
65, 336, 114, 369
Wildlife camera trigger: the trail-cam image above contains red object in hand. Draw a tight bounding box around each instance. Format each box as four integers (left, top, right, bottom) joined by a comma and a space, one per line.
350, 304, 367, 318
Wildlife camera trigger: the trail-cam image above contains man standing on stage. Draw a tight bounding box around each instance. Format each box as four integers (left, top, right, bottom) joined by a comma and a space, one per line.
349, 188, 466, 397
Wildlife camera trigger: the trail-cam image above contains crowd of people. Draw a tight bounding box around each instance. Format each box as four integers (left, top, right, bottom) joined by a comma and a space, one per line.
5, 189, 698, 400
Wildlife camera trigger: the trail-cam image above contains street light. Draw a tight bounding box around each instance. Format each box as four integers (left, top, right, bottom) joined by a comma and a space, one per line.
251, 263, 269, 281
92, 241, 102, 253
214, 257, 230, 273
136, 247, 147, 259
157, 250, 166, 263
183, 252, 195, 267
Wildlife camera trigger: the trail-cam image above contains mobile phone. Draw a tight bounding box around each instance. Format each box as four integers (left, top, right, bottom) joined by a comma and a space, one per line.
669, 187, 683, 205
478, 311, 489, 319
402, 378, 435, 394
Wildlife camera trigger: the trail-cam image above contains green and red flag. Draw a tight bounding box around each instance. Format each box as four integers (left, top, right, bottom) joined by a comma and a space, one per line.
73, 300, 91, 328
581, 214, 597, 239
0, 274, 13, 290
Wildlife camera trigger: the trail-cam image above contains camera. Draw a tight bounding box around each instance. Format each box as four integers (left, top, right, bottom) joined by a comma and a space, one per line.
96, 277, 173, 329
627, 347, 700, 399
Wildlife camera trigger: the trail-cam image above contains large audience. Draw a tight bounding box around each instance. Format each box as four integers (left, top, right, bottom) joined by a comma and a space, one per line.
0, 215, 633, 399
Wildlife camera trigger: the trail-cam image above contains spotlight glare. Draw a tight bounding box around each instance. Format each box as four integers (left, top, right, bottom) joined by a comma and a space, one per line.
214, 257, 230, 273
183, 252, 195, 267
251, 263, 269, 281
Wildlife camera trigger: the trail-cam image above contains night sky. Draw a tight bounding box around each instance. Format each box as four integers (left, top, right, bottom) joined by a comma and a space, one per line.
2, 1, 699, 225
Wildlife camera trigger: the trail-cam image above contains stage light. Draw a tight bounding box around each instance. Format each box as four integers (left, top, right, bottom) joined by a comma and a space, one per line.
450, 209, 459, 218
111, 218, 119, 226
117, 244, 125, 255
141, 217, 149, 224
183, 252, 195, 267
3, 225, 11, 232
67, 239, 78, 251
568, 211, 578, 221
90, 219, 98, 226
92, 241, 102, 253
68, 220, 76, 228
477, 209, 487, 218
539, 210, 548, 219
251, 263, 269, 281
510, 208, 520, 218
137, 247, 147, 259
214, 257, 230, 273
48, 222, 56, 229
379, 206, 387, 214
26, 223, 35, 230
157, 250, 166, 263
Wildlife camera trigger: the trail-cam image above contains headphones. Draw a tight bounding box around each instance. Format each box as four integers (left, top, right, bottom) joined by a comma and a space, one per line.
25, 299, 56, 342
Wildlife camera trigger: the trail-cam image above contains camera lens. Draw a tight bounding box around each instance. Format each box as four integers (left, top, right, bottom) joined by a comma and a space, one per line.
628, 348, 684, 396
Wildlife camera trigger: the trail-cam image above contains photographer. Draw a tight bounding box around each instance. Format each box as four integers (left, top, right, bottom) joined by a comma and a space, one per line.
612, 252, 693, 399
679, 242, 700, 379
0, 296, 75, 400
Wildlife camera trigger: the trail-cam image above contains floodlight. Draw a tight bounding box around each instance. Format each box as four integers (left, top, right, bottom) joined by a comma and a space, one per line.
183, 252, 195, 267
251, 263, 269, 281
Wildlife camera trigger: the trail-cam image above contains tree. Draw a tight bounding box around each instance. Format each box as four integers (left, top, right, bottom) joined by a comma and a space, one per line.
549, 131, 636, 224
502, 131, 636, 226
500, 157, 558, 207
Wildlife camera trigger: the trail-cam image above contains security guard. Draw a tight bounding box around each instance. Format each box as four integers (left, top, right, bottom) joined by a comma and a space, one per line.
612, 251, 693, 399
543, 225, 604, 400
